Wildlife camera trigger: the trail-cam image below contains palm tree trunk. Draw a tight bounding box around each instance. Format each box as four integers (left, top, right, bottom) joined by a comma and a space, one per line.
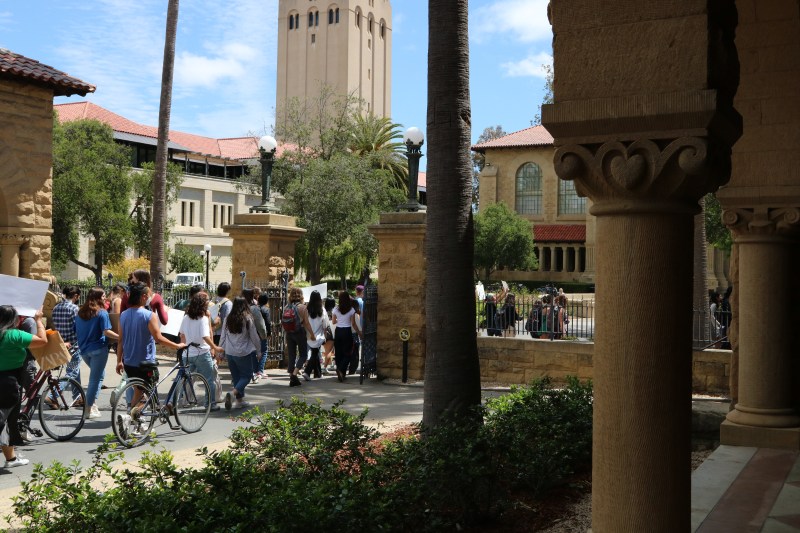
150, 0, 180, 283
422, 0, 481, 428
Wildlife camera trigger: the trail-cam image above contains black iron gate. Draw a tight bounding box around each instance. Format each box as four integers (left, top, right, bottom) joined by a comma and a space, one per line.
360, 283, 378, 382
244, 271, 288, 364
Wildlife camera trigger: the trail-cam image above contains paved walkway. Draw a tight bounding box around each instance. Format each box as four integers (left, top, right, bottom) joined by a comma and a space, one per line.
692, 445, 800, 532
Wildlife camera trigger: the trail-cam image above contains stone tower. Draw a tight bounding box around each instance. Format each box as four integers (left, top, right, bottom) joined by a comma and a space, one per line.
275, 0, 392, 122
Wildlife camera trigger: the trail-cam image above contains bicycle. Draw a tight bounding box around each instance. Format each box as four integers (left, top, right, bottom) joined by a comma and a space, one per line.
17, 350, 87, 441
110, 344, 211, 448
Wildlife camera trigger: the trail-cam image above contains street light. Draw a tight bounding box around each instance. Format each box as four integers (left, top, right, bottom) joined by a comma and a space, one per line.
203, 243, 211, 290
250, 135, 278, 213
400, 127, 424, 212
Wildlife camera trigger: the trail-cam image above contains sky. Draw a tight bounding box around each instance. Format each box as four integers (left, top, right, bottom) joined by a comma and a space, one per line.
0, 0, 552, 154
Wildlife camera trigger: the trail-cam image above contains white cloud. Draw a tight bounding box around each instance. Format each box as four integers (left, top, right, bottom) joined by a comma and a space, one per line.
471, 0, 551, 44
175, 43, 257, 88
501, 51, 552, 78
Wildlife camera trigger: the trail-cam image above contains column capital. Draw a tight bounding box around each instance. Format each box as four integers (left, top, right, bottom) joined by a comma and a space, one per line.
0, 234, 28, 246
723, 206, 800, 242
553, 136, 732, 216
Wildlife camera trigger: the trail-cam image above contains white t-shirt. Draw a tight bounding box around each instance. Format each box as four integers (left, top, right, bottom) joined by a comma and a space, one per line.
180, 315, 211, 356
333, 307, 355, 329
307, 312, 330, 349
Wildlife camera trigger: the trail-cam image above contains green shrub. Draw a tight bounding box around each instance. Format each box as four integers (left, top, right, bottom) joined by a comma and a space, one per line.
9, 381, 593, 532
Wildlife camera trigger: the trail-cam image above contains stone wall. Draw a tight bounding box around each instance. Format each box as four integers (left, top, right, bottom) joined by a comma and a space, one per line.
0, 79, 55, 279
477, 337, 730, 395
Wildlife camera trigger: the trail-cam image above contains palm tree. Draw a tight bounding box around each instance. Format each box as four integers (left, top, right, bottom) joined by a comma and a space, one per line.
422, 0, 482, 428
150, 0, 180, 286
349, 114, 408, 193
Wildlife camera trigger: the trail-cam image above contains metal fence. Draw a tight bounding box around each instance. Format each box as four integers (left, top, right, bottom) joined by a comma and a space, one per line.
476, 294, 596, 341
693, 308, 731, 349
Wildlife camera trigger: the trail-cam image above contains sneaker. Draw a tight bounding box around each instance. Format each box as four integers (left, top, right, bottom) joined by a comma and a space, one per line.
210, 404, 221, 412
289, 375, 302, 387
235, 400, 252, 409
88, 405, 102, 419
302, 372, 311, 382
321, 367, 330, 375
224, 392, 232, 411
251, 373, 260, 384
4, 456, 30, 468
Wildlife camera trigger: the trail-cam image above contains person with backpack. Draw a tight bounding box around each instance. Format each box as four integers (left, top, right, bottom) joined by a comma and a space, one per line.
499, 293, 522, 337
282, 287, 314, 387
212, 282, 233, 346
525, 299, 544, 339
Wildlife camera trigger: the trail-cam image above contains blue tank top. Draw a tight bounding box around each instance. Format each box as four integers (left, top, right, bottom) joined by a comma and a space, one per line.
120, 307, 155, 367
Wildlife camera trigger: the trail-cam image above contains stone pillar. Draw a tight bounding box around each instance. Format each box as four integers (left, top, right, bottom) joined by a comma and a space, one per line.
543, 0, 741, 529
721, 207, 800, 448
223, 213, 306, 296
536, 246, 544, 271
0, 234, 26, 276
368, 212, 426, 380
549, 246, 556, 272
572, 246, 580, 273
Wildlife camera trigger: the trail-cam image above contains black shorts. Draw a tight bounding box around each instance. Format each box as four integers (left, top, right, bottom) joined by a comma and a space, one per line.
124, 364, 159, 385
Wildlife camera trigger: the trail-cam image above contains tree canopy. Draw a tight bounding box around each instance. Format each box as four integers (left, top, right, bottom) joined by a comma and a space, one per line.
474, 202, 538, 280
52, 117, 135, 282
704, 192, 732, 252
131, 161, 183, 257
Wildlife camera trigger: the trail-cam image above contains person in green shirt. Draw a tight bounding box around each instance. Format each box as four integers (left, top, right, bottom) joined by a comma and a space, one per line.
0, 305, 47, 468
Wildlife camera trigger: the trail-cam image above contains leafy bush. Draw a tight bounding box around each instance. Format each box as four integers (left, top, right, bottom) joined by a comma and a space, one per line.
9, 381, 592, 532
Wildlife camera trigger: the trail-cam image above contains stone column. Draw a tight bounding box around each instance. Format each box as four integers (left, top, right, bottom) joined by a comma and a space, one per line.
543, 1, 740, 528
368, 212, 426, 380
536, 246, 544, 272
549, 246, 556, 272
721, 207, 800, 447
0, 234, 26, 277
572, 246, 580, 273
223, 213, 306, 296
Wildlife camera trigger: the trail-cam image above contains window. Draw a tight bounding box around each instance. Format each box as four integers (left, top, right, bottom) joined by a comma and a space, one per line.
289, 14, 294, 29
558, 179, 587, 215
367, 68, 371, 80
335, 8, 339, 23
227, 206, 233, 225
212, 205, 218, 228
189, 202, 195, 227
355, 9, 361, 28
368, 38, 371, 49
295, 13, 300, 29
311, 33, 316, 44
308, 12, 313, 26
515, 163, 543, 215
315, 10, 319, 26
328, 9, 333, 24
380, 21, 385, 38
180, 201, 187, 226
368, 16, 373, 33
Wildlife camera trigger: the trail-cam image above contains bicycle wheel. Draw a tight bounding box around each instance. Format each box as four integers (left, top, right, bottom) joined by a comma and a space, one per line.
110, 379, 158, 448
174, 372, 211, 433
38, 377, 86, 441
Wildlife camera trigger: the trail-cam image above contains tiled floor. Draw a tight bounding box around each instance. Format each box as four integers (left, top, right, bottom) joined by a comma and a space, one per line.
692, 446, 800, 532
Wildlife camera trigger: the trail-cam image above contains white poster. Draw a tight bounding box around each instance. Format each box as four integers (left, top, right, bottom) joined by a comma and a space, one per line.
160, 308, 186, 337
301, 283, 327, 303
209, 303, 219, 323
0, 274, 49, 317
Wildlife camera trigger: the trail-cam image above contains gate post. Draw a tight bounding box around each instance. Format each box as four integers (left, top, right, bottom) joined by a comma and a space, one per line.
223, 213, 306, 296
368, 212, 427, 380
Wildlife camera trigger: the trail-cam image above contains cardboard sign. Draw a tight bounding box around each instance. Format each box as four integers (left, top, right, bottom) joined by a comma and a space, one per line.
30, 330, 72, 371
0, 274, 49, 316
301, 283, 327, 303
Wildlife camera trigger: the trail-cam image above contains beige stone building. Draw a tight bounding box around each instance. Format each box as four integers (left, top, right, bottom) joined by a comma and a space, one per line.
0, 49, 94, 280
275, 0, 392, 122
54, 101, 266, 284
473, 126, 595, 284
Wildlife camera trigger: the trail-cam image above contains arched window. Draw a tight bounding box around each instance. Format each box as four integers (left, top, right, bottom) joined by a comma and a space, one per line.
295, 14, 300, 29
558, 179, 587, 215
328, 9, 333, 24
315, 10, 319, 26
380, 21, 385, 38
515, 163, 543, 215
368, 15, 373, 33
355, 8, 361, 28
308, 12, 314, 26
289, 14, 295, 29
335, 8, 339, 23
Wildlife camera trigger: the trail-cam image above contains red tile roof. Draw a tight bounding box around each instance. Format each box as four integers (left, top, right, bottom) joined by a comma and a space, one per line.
54, 101, 273, 160
0, 49, 95, 97
471, 125, 553, 151
534, 224, 586, 243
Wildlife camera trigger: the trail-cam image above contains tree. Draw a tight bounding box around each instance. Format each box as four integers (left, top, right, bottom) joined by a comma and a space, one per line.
131, 161, 183, 257
349, 114, 408, 193
281, 153, 402, 283
167, 240, 219, 275
704, 192, 732, 252
150, 0, 180, 286
52, 118, 135, 283
471, 125, 507, 210
532, 63, 554, 126
474, 202, 538, 280
423, 0, 482, 428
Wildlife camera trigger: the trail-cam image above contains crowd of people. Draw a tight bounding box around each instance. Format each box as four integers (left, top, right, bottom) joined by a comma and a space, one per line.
482, 284, 571, 339
0, 271, 368, 468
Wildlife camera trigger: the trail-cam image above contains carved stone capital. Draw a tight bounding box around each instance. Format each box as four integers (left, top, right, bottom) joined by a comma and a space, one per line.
722, 206, 800, 241
554, 136, 731, 214
0, 234, 29, 246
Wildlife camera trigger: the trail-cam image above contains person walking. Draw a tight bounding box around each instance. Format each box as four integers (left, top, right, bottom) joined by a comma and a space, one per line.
120, 270, 168, 326
242, 288, 267, 383
303, 291, 330, 380
332, 292, 362, 382
179, 293, 221, 411
212, 282, 233, 346
52, 285, 82, 404
219, 297, 261, 410
255, 293, 272, 379
282, 287, 314, 387
0, 305, 47, 468
74, 288, 119, 419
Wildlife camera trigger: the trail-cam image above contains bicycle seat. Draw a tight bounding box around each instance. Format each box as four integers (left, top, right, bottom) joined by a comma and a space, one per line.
139, 361, 159, 370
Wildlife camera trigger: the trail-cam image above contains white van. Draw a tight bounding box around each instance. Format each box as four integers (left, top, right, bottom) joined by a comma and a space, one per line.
173, 272, 205, 286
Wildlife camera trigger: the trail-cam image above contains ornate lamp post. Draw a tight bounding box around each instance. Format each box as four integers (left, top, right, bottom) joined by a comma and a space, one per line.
203, 243, 211, 290
250, 135, 278, 213
399, 127, 424, 212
